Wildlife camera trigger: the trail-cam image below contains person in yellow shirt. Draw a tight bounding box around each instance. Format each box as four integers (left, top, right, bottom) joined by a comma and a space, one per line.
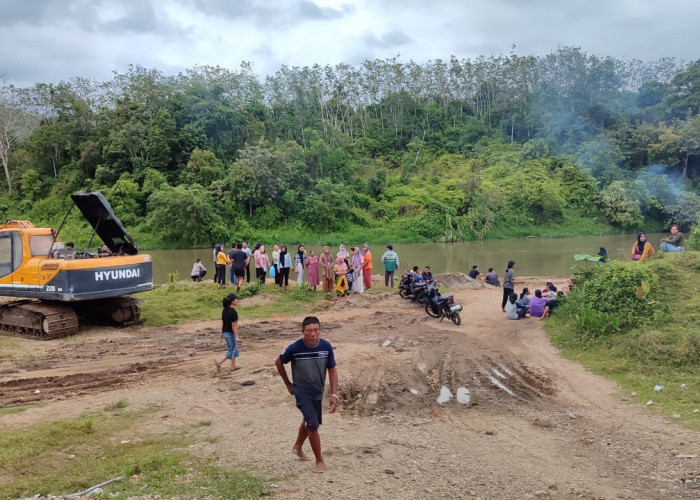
631, 232, 655, 261
216, 244, 230, 288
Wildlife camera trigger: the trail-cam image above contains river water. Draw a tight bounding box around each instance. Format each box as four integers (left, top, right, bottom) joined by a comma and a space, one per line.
147, 233, 666, 285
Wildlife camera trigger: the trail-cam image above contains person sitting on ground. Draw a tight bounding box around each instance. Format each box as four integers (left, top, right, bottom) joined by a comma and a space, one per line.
517, 287, 530, 311
485, 267, 500, 286
597, 247, 608, 264
541, 291, 565, 320
468, 265, 483, 281
190, 258, 207, 282
528, 289, 548, 318
422, 266, 433, 282
545, 283, 557, 300
505, 292, 527, 320
631, 232, 655, 261
659, 224, 685, 252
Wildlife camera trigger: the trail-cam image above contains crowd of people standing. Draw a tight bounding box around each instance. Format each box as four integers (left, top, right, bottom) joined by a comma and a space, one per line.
206, 241, 378, 293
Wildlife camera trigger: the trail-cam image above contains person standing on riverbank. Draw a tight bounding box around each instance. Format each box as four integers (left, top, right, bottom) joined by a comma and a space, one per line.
362, 244, 372, 290
295, 246, 307, 286
215, 293, 241, 372
230, 243, 248, 291
275, 316, 338, 473
272, 244, 281, 285
381, 245, 399, 288
277, 245, 292, 288
242, 242, 252, 283
320, 246, 334, 292
215, 245, 229, 289
352, 247, 364, 294
307, 249, 319, 290
659, 224, 685, 252
255, 245, 270, 283
501, 260, 518, 312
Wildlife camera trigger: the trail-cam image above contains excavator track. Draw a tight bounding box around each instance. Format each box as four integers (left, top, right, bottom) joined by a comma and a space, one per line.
0, 301, 80, 340
73, 296, 143, 326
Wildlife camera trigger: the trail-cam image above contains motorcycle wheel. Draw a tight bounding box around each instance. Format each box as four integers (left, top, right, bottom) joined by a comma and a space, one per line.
450, 312, 462, 326
425, 303, 441, 318
399, 288, 408, 298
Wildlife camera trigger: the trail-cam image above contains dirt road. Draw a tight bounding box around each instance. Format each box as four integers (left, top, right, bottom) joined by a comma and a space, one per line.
1, 277, 699, 499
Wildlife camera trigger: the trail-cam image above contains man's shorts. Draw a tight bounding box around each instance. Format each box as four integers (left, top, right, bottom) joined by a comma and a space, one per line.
295, 395, 322, 431
234, 268, 245, 277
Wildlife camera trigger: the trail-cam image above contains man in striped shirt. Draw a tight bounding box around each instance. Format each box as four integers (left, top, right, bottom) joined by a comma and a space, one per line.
275, 316, 338, 473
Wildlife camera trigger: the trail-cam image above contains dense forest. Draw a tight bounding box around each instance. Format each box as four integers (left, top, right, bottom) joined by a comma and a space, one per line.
1, 47, 700, 248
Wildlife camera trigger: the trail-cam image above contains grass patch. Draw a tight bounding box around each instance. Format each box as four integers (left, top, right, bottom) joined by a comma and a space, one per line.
140, 280, 332, 325
547, 251, 700, 428
0, 406, 28, 416
0, 409, 271, 499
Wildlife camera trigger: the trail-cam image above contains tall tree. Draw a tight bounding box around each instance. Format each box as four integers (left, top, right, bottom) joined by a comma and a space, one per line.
0, 83, 40, 193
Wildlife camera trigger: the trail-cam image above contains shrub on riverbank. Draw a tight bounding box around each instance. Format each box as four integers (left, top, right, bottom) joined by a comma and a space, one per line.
548, 252, 700, 427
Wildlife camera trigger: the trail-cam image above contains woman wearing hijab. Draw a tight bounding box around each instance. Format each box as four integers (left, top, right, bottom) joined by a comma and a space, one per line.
277, 245, 292, 287
333, 256, 350, 302
295, 245, 306, 286
352, 246, 364, 294
306, 249, 320, 290
337, 244, 349, 261
361, 244, 372, 290
320, 246, 335, 292
631, 232, 655, 261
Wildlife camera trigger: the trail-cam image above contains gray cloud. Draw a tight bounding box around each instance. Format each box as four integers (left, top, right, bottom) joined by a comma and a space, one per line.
298, 0, 353, 20
1, 0, 699, 87
362, 30, 412, 50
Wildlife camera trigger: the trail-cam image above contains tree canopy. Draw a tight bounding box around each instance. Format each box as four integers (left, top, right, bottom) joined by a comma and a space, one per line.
1, 48, 699, 247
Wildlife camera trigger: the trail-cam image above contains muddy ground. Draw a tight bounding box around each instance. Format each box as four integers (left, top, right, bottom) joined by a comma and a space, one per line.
1, 276, 699, 499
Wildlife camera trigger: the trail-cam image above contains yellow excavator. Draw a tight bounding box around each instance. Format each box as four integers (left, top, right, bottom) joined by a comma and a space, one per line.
0, 192, 153, 339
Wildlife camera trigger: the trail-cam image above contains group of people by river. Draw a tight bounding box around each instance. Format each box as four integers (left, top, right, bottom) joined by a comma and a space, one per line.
632, 224, 686, 261
201, 242, 404, 295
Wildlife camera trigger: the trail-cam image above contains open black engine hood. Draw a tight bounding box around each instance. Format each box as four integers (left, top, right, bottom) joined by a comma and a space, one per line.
70, 192, 139, 255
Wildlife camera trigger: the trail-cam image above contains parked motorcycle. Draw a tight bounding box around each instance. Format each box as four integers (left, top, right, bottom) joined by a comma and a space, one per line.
424, 282, 463, 325
399, 271, 430, 302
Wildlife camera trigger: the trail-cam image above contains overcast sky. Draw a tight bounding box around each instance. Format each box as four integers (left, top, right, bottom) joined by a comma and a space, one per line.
1, 0, 699, 87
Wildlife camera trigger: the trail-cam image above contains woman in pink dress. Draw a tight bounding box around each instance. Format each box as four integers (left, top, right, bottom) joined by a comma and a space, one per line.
306, 249, 320, 290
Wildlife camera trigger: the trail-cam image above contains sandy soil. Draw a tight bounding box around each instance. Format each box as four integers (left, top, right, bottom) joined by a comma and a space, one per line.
1, 275, 699, 500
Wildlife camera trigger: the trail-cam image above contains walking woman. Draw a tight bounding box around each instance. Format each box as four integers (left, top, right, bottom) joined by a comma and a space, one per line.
295, 245, 306, 286
215, 244, 229, 289
320, 246, 335, 292
306, 249, 320, 290
277, 245, 292, 287
352, 246, 364, 294
215, 293, 241, 372
501, 260, 517, 312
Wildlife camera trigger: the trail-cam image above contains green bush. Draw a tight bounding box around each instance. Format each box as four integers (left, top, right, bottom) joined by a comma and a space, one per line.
557, 261, 665, 342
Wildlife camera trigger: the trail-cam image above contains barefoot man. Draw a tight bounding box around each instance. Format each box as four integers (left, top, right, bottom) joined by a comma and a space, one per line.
275, 316, 338, 473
